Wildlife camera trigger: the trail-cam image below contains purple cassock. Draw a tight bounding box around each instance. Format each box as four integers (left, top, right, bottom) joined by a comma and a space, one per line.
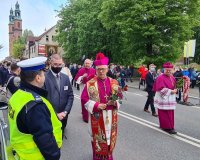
74, 67, 96, 122
153, 66, 177, 130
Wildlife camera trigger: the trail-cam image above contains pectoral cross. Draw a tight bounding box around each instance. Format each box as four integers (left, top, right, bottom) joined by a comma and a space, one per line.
104, 95, 109, 101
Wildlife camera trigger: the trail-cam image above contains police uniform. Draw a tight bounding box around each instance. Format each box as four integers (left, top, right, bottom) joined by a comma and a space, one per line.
8, 57, 62, 160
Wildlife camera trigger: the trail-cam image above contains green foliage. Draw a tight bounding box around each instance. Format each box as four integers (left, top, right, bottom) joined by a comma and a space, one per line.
12, 29, 34, 58
13, 38, 25, 58
22, 29, 34, 42
176, 78, 184, 89
56, 0, 200, 65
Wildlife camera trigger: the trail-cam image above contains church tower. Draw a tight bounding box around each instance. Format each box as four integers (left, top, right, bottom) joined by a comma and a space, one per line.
8, 1, 22, 56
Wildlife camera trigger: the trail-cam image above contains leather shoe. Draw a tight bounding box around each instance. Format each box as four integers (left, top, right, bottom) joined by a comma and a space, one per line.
163, 129, 177, 134
83, 120, 88, 123
144, 109, 150, 113
168, 129, 177, 134
152, 113, 158, 117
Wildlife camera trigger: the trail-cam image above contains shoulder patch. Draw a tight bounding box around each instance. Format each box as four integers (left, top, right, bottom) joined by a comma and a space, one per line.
13, 77, 20, 87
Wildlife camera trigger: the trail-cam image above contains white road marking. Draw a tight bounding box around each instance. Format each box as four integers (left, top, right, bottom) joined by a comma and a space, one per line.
74, 94, 200, 148
118, 113, 200, 148
190, 105, 200, 109
119, 110, 200, 145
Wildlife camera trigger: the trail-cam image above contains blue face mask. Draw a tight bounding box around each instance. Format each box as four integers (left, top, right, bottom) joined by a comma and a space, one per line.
150, 68, 156, 72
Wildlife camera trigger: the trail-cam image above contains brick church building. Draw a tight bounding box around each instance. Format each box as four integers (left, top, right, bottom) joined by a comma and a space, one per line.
8, 1, 22, 56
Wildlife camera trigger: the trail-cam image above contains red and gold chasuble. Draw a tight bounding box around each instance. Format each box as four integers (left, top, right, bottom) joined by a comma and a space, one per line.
87, 77, 119, 159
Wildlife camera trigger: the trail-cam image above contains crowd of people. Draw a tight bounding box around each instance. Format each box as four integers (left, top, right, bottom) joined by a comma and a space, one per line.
0, 53, 199, 160
138, 64, 200, 90
0, 53, 124, 160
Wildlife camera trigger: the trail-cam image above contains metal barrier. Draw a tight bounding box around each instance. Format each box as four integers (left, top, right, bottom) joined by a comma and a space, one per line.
0, 116, 8, 160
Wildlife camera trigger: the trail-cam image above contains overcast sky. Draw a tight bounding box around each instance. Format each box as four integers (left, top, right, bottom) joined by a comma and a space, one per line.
0, 0, 67, 61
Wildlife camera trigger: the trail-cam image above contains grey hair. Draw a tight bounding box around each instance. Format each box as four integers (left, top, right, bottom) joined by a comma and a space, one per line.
50, 54, 63, 61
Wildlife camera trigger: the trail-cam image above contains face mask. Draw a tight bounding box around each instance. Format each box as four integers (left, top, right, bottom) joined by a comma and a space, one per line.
150, 67, 156, 72
51, 66, 62, 74
111, 66, 115, 70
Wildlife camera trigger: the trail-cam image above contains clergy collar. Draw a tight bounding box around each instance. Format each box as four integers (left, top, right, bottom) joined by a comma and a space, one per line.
97, 76, 108, 82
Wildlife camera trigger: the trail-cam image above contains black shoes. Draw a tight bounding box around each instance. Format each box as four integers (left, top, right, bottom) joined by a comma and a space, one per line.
163, 129, 177, 135
152, 113, 158, 117
144, 109, 150, 113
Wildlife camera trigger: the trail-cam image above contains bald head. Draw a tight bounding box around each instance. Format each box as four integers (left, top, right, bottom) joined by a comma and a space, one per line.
84, 59, 92, 68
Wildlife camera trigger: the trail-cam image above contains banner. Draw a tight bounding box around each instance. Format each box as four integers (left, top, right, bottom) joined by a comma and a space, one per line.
183, 40, 196, 58
38, 44, 46, 55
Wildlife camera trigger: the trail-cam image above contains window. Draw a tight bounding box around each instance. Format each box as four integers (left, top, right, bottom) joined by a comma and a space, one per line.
18, 22, 20, 28
52, 35, 55, 42
46, 35, 49, 42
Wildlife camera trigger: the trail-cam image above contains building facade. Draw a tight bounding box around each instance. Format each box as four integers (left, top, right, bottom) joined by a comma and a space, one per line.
8, 1, 22, 56
24, 26, 64, 58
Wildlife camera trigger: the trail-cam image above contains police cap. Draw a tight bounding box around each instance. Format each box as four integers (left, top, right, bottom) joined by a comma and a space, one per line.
17, 57, 47, 71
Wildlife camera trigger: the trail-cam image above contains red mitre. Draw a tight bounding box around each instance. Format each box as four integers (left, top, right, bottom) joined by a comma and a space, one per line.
163, 62, 174, 68
93, 52, 109, 66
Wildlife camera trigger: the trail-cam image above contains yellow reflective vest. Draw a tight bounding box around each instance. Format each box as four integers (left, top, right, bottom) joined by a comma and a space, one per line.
8, 89, 62, 160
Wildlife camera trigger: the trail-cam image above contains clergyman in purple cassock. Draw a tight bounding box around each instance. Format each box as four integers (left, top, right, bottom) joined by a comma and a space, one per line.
74, 59, 96, 122
153, 62, 177, 134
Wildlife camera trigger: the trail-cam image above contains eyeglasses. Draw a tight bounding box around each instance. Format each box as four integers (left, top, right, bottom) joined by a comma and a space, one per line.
97, 68, 107, 72
165, 69, 173, 73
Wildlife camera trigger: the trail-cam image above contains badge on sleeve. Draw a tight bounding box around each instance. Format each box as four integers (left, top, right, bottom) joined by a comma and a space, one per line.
64, 86, 68, 90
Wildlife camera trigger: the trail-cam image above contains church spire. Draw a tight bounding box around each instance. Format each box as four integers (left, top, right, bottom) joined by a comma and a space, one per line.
15, 1, 19, 10
9, 7, 14, 23
15, 1, 21, 20
10, 7, 13, 15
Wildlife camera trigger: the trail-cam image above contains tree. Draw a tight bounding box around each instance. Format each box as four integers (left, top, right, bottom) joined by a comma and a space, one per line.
56, 0, 124, 63
12, 29, 34, 58
56, 0, 200, 66
22, 29, 34, 42
99, 0, 200, 66
13, 38, 25, 58
0, 44, 3, 50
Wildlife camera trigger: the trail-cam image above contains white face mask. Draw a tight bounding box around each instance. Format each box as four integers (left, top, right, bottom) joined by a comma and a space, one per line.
110, 66, 115, 70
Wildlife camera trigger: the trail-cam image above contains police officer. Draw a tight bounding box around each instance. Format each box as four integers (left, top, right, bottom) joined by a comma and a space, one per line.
8, 57, 62, 160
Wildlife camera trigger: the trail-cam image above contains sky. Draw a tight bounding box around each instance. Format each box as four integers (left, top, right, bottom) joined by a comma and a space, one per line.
0, 0, 67, 61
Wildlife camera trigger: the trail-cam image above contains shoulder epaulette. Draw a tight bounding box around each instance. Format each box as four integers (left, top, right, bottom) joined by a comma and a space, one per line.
25, 92, 43, 113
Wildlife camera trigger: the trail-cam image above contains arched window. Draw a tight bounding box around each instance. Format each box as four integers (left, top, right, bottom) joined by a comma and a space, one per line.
18, 22, 20, 28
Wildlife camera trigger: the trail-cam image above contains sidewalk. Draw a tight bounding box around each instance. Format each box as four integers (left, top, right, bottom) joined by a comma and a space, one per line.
126, 79, 200, 98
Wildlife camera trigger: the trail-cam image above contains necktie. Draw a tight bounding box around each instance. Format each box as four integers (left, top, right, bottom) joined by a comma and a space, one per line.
55, 74, 60, 91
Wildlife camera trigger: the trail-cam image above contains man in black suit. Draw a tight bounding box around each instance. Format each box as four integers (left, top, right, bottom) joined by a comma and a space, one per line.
144, 64, 158, 117
44, 54, 74, 138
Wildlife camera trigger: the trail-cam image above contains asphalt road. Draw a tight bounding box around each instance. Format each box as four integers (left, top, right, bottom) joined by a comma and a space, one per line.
61, 87, 200, 160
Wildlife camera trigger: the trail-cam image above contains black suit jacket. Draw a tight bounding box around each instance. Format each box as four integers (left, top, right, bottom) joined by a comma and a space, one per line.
44, 70, 74, 114
145, 72, 155, 92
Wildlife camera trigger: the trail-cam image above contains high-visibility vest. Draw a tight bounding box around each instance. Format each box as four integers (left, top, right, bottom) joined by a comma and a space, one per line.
8, 89, 62, 160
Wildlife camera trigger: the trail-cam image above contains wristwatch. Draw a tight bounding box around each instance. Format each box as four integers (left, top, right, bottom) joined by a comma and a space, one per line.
64, 111, 68, 115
